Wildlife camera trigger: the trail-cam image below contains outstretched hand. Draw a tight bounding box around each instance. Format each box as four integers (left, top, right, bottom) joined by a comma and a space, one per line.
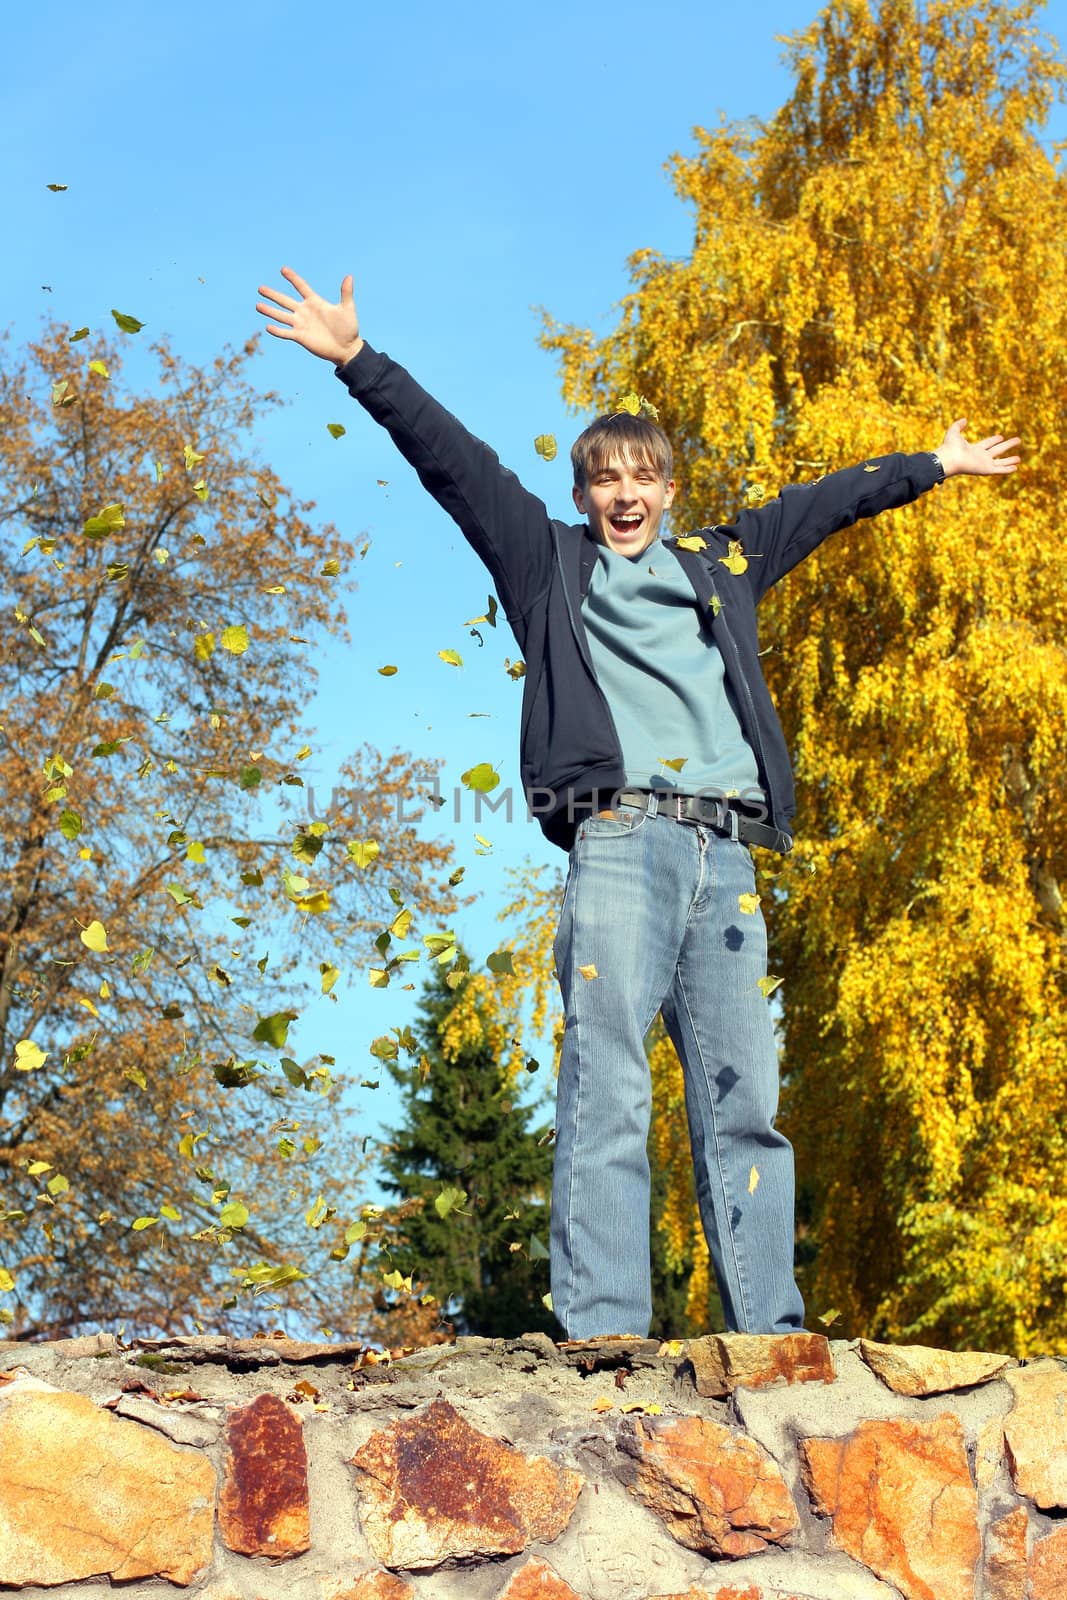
255, 268, 364, 367
935, 418, 1021, 479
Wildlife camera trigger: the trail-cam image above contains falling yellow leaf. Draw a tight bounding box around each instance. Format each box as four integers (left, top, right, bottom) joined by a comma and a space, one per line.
738, 893, 761, 915
660, 757, 688, 772
534, 433, 558, 461
183, 444, 204, 469
748, 1165, 760, 1194
863, 462, 881, 473
80, 919, 110, 953
194, 632, 215, 660
461, 762, 500, 792
390, 908, 413, 940
757, 974, 784, 998
294, 890, 330, 914
719, 540, 749, 575
220, 624, 249, 655
327, 423, 346, 439
744, 483, 766, 505
378, 665, 398, 676
14, 1039, 48, 1072
675, 534, 707, 552
76, 997, 101, 1019
347, 839, 380, 869
438, 649, 463, 668
578, 963, 599, 980
320, 963, 340, 994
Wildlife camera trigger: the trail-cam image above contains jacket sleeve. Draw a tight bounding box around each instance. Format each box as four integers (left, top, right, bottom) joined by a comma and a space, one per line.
726, 452, 943, 601
335, 343, 555, 623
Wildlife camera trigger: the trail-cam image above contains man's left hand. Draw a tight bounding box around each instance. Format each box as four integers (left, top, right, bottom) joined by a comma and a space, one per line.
935, 418, 1021, 479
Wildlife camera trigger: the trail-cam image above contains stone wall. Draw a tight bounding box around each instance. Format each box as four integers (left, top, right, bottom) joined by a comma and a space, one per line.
1, 1331, 1065, 1600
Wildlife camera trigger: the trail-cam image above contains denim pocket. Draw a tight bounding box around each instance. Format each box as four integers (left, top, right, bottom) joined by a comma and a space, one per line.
578, 804, 648, 841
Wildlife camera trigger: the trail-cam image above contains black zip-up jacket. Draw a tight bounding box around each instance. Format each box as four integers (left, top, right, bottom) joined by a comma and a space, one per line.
336, 344, 941, 854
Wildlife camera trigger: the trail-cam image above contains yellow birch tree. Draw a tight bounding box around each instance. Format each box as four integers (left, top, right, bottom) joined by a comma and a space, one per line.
542, 0, 1067, 1352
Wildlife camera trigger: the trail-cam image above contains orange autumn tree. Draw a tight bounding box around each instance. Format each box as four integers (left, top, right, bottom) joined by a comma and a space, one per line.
542, 0, 1067, 1352
0, 323, 459, 1338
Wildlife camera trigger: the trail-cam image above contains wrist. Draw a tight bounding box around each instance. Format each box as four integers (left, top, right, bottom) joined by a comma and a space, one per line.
333, 336, 365, 369
929, 449, 949, 482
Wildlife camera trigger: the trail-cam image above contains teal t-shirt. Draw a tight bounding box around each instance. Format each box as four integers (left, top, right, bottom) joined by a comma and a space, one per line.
582, 539, 762, 801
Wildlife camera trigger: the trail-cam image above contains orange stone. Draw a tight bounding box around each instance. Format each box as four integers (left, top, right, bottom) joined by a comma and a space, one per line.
799, 1412, 980, 1600
0, 1388, 215, 1586
647, 1588, 754, 1600
1030, 1525, 1067, 1600
219, 1392, 310, 1558
334, 1575, 416, 1600
647, 1588, 771, 1600
685, 1333, 833, 1398
984, 1505, 1029, 1600
618, 1412, 799, 1558
496, 1556, 584, 1598
1003, 1361, 1067, 1509
351, 1397, 583, 1569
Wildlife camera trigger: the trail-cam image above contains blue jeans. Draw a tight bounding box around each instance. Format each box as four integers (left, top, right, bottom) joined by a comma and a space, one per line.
550, 795, 805, 1338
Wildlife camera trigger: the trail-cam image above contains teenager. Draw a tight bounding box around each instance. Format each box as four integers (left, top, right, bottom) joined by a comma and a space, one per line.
255, 267, 1020, 1339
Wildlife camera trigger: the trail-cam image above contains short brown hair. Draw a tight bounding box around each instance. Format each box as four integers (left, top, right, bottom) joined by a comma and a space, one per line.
570, 413, 673, 488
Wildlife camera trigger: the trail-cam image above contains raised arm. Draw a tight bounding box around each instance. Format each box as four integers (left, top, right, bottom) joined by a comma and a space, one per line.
726, 416, 1021, 600
255, 268, 555, 628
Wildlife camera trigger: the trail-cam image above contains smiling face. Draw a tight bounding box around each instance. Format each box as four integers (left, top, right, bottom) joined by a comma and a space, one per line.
572, 455, 676, 557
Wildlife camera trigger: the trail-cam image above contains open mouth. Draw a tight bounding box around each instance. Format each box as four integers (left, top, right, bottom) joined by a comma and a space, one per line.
609, 514, 643, 538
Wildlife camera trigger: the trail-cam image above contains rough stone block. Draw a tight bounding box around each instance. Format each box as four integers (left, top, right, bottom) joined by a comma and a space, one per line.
496, 1556, 584, 1597
219, 1392, 310, 1558
1003, 1361, 1067, 1509
799, 1412, 980, 1600
335, 1574, 416, 1600
857, 1339, 1013, 1396
0, 1387, 215, 1586
1030, 1524, 1067, 1600
351, 1397, 583, 1569
983, 1506, 1029, 1600
685, 1333, 833, 1397
618, 1412, 799, 1558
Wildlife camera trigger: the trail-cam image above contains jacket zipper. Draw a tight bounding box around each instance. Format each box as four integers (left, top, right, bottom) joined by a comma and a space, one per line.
553, 532, 627, 752
703, 560, 783, 830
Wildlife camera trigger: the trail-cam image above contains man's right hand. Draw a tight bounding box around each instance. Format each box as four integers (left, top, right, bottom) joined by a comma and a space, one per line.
255, 268, 364, 367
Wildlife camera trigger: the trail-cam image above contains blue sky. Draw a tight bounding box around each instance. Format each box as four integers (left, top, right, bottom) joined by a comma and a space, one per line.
5, 0, 1066, 1173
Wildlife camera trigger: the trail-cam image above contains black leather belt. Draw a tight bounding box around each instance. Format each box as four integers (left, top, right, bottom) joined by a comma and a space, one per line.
614, 789, 793, 854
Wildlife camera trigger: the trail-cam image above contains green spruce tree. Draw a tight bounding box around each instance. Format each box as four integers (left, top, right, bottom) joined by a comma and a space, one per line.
378, 963, 556, 1338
